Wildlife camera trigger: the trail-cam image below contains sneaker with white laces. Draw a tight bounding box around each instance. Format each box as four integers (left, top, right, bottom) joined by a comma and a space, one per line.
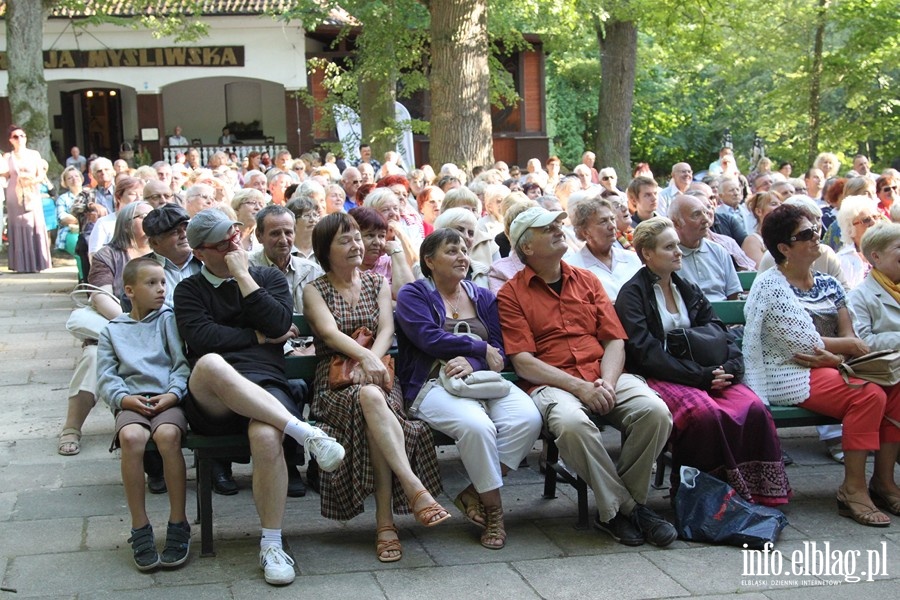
259, 546, 296, 585
304, 427, 345, 473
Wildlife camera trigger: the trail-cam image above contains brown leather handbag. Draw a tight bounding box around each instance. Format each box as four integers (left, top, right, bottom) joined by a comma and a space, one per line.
328, 326, 394, 392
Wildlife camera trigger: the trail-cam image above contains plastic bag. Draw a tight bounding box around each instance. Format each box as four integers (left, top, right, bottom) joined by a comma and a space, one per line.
674, 466, 788, 548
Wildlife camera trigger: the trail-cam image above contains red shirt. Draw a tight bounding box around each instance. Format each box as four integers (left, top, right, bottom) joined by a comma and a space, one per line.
498, 261, 627, 393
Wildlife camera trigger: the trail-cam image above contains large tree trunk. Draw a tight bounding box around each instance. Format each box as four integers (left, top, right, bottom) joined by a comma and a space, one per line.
429, 0, 493, 174
596, 18, 637, 181
6, 1, 51, 160
808, 0, 829, 165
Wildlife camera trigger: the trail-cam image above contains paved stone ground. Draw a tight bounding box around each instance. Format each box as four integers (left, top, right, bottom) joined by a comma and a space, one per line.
1, 260, 899, 599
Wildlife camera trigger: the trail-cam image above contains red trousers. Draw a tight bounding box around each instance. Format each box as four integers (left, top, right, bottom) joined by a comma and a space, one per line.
799, 368, 900, 451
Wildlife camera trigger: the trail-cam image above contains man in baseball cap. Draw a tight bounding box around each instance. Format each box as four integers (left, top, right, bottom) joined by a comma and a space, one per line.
174, 207, 345, 586
498, 207, 676, 548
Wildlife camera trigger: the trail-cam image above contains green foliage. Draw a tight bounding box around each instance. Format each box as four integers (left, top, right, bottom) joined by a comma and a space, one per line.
545, 53, 599, 168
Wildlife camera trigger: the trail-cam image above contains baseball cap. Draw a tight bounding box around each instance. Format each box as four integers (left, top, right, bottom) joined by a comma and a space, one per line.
509, 207, 567, 250
186, 208, 242, 249
142, 204, 189, 237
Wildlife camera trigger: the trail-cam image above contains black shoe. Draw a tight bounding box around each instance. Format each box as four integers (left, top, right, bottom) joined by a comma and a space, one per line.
144, 451, 166, 494
160, 521, 191, 568
212, 461, 238, 496
287, 465, 307, 498
594, 512, 644, 546
630, 504, 678, 547
128, 524, 160, 571
147, 475, 167, 495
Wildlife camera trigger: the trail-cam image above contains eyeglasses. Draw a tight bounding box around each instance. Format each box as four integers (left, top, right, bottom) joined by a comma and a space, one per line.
539, 222, 564, 235
300, 211, 321, 221
240, 200, 265, 209
11, 134, 26, 139
146, 193, 174, 201
882, 186, 898, 194
789, 225, 820, 243
853, 215, 880, 227
601, 176, 615, 181
201, 229, 241, 252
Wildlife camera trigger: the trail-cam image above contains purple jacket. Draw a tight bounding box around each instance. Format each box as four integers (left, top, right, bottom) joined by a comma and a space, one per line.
395, 278, 507, 406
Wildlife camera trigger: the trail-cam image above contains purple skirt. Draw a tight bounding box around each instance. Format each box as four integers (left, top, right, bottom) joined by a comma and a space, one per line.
647, 379, 791, 506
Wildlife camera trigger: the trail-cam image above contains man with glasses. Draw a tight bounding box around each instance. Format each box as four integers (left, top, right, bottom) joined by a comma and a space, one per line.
184, 184, 217, 217
175, 208, 345, 585
498, 207, 675, 548
340, 166, 362, 212
143, 180, 176, 209
598, 167, 619, 193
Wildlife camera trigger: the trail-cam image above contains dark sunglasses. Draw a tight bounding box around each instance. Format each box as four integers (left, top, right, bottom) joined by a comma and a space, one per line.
601, 176, 614, 181
882, 186, 898, 194
789, 225, 820, 243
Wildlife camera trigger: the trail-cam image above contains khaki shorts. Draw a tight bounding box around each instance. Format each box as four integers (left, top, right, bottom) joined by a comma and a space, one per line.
112, 404, 187, 451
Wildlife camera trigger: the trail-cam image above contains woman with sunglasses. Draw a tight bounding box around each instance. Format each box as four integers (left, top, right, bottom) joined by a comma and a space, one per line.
744, 203, 900, 528
835, 195, 883, 289
1, 125, 51, 272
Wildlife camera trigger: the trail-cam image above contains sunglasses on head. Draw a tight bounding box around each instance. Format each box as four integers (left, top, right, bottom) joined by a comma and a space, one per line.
789, 225, 820, 243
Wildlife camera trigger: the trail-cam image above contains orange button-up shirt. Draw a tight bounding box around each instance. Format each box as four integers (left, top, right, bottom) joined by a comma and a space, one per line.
498, 261, 627, 393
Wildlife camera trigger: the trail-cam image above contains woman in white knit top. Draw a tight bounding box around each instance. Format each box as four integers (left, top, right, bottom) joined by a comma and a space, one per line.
744, 203, 900, 528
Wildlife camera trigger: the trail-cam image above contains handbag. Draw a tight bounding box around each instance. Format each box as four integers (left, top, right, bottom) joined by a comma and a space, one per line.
665, 323, 730, 367
674, 466, 788, 549
436, 321, 512, 400
838, 350, 900, 387
65, 283, 120, 341
328, 326, 394, 393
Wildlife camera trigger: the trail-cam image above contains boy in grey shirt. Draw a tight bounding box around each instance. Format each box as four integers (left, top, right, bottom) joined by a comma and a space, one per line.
97, 257, 191, 571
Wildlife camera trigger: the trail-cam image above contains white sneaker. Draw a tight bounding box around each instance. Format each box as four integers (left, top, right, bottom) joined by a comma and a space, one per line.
305, 427, 345, 473
259, 546, 296, 585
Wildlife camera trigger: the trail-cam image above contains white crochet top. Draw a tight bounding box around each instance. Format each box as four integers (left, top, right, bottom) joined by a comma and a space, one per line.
743, 268, 824, 405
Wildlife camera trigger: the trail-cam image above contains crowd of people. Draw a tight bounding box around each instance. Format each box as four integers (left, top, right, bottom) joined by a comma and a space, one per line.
8, 128, 900, 585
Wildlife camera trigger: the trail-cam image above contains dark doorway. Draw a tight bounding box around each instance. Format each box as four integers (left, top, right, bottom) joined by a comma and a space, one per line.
60, 87, 123, 160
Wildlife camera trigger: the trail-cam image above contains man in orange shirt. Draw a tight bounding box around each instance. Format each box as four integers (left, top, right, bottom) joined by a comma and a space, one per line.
498, 207, 675, 547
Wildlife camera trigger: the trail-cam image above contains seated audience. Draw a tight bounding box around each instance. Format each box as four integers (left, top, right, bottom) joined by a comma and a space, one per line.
742, 192, 784, 268
835, 195, 883, 289
303, 213, 449, 563
396, 229, 542, 549
434, 207, 490, 288
615, 218, 789, 504
743, 203, 900, 528
349, 207, 414, 299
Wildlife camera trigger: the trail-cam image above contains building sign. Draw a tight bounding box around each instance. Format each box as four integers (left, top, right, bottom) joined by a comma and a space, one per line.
0, 46, 245, 70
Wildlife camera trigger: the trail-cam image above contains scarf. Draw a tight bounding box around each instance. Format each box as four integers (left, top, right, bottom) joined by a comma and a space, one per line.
872, 268, 900, 305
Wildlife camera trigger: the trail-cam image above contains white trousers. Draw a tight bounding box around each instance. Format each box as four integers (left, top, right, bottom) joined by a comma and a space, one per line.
418, 384, 542, 493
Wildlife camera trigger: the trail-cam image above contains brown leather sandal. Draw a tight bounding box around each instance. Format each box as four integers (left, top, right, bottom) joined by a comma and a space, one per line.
480, 505, 506, 549
410, 489, 451, 527
453, 485, 486, 529
869, 483, 900, 516
836, 487, 890, 527
375, 525, 402, 563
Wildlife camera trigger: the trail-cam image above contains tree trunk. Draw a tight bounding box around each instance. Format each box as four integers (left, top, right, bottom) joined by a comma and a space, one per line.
6, 0, 51, 160
807, 0, 829, 165
596, 18, 637, 181
429, 0, 493, 174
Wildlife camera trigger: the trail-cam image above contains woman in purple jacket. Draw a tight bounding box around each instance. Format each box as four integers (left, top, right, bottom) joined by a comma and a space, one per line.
396, 228, 542, 550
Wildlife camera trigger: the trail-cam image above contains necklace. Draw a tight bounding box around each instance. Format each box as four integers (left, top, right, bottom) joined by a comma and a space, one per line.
440, 285, 462, 319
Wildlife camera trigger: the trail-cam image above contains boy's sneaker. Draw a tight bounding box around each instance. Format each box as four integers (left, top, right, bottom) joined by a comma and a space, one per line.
259, 546, 296, 585
160, 521, 191, 568
128, 524, 160, 571
304, 428, 345, 473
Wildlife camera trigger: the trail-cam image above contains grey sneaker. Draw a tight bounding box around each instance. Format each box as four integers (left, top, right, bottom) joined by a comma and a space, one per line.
128, 524, 160, 571
160, 521, 191, 568
260, 546, 296, 585
305, 427, 345, 473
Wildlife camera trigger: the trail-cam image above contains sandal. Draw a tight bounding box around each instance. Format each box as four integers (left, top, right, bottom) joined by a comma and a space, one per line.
409, 489, 451, 527
480, 505, 506, 550
836, 487, 890, 527
869, 482, 900, 516
375, 525, 402, 563
58, 428, 81, 456
453, 485, 486, 529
